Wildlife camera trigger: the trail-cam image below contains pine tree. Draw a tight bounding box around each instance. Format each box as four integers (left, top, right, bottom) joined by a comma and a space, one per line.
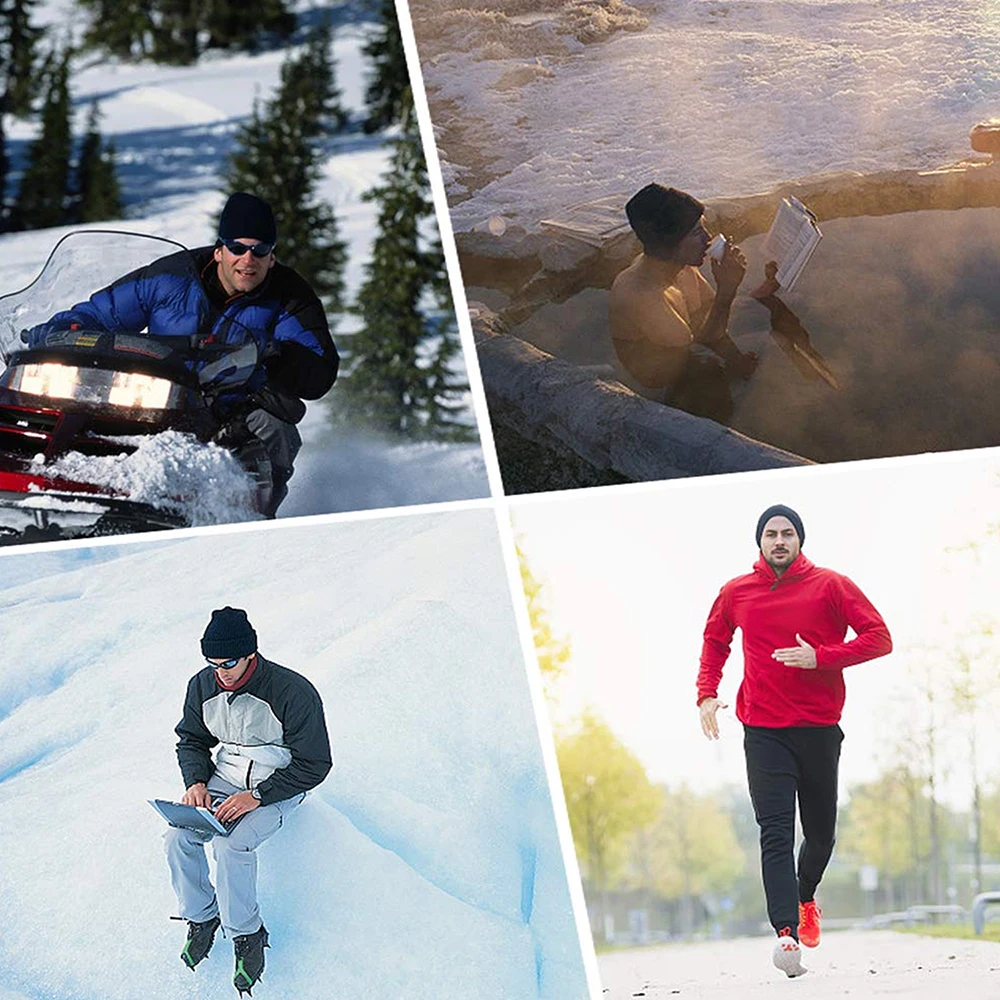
363, 0, 411, 133
0, 0, 44, 226
221, 31, 347, 309
1, 0, 40, 115
78, 0, 294, 62
202, 0, 294, 53
150, 0, 199, 65
419, 237, 473, 441
78, 0, 154, 59
73, 101, 123, 223
340, 108, 471, 439
276, 20, 348, 136
13, 48, 72, 230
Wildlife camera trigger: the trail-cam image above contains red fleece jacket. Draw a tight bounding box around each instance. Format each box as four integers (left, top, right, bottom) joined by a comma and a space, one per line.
697, 553, 892, 727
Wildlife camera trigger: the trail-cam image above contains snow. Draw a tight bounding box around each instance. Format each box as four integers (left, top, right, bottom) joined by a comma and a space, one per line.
284, 432, 493, 514
0, 1, 490, 523
32, 430, 262, 526
0, 511, 589, 999
13, 495, 107, 513
411, 0, 1000, 231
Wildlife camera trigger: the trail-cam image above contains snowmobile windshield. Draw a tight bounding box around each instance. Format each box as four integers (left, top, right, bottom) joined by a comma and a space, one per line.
0, 231, 197, 361
0, 230, 260, 393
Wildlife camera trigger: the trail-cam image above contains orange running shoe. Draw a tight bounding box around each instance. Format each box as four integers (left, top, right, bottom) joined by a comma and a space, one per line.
798, 900, 822, 948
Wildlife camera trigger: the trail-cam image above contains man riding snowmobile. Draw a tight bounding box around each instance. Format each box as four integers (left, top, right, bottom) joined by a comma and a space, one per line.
21, 193, 339, 518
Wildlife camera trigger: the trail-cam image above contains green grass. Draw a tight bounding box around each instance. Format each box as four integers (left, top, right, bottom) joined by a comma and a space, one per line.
900, 924, 1000, 943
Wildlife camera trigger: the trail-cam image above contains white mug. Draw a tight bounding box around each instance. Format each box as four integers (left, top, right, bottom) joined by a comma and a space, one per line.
708, 234, 728, 262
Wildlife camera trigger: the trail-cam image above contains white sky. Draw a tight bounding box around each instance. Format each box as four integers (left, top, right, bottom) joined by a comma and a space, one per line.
512, 449, 1000, 811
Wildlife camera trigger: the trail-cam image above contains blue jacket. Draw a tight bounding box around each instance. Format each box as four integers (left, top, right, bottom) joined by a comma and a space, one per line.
41, 247, 339, 403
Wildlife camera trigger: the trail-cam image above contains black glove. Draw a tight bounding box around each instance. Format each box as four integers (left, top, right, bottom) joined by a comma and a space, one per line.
249, 384, 307, 425
212, 412, 255, 450
20, 324, 52, 347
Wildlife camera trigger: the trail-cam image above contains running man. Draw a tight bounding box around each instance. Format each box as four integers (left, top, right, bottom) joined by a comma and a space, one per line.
696, 505, 892, 977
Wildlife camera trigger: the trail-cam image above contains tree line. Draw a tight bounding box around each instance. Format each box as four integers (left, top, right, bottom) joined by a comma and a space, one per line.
0, 0, 471, 443
0, 1, 122, 229
521, 540, 1000, 943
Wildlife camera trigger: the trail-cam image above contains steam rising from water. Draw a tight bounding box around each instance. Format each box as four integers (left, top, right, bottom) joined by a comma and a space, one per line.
410, 0, 1000, 229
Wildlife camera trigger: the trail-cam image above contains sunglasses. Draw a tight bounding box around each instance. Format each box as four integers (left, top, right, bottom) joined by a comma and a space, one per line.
220, 239, 275, 258
207, 656, 244, 670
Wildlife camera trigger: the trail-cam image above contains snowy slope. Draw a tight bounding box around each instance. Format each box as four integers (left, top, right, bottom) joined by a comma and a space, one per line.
412, 0, 1000, 231
1, 1, 489, 521
0, 510, 589, 999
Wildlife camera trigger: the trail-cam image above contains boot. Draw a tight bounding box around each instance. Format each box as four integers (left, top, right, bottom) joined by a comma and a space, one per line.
233, 923, 269, 996
179, 915, 221, 970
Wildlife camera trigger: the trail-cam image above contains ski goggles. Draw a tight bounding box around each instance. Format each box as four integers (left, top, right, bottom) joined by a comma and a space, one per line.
219, 239, 275, 258
206, 656, 245, 670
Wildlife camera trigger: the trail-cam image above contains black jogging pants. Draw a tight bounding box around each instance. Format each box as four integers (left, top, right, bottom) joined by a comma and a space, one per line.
743, 723, 843, 937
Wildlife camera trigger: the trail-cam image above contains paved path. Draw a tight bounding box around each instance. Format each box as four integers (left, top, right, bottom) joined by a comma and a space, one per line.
598, 930, 1000, 998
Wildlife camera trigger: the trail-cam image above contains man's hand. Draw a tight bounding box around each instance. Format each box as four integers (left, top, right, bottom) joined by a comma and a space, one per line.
182, 782, 212, 808
20, 324, 56, 348
213, 791, 260, 824
751, 260, 781, 300
710, 241, 747, 299
699, 697, 728, 740
772, 633, 818, 669
212, 412, 254, 450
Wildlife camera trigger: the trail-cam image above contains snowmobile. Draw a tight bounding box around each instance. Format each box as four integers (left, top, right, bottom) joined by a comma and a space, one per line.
0, 230, 270, 544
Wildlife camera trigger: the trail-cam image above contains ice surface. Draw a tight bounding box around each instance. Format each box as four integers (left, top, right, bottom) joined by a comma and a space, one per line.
0, 1, 490, 520
0, 512, 588, 999
412, 0, 1000, 231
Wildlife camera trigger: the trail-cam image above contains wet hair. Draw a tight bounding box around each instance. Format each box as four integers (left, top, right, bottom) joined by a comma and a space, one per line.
625, 183, 704, 258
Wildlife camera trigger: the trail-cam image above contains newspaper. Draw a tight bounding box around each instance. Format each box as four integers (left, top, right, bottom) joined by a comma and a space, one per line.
763, 197, 822, 292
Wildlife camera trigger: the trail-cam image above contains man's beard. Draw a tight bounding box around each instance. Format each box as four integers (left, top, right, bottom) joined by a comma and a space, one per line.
765, 549, 793, 571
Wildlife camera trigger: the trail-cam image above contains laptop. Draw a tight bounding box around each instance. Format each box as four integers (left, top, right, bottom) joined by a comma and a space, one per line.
149, 798, 232, 836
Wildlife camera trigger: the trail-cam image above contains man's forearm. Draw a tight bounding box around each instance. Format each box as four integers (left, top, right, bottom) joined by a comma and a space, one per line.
815, 580, 893, 669
176, 744, 214, 789
707, 332, 747, 367
815, 623, 892, 669
697, 656, 726, 704
698, 590, 735, 701
694, 292, 736, 348
255, 757, 332, 806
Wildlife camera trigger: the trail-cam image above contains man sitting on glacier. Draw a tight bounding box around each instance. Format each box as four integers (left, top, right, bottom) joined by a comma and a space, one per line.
165, 607, 333, 996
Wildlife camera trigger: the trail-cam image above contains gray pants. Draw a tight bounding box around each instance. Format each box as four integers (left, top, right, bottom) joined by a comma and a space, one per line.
164, 774, 303, 936
244, 410, 302, 518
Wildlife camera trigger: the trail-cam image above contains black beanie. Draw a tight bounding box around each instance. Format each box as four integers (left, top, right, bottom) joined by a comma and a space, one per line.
625, 183, 704, 256
218, 192, 277, 244
201, 607, 258, 660
755, 505, 805, 548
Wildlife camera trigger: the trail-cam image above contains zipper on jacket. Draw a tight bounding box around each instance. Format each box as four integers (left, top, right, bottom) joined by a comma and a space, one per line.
246, 760, 254, 790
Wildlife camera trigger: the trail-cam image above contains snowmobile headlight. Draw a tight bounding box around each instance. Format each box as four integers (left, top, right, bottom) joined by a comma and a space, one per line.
6, 363, 181, 409
108, 371, 173, 410
11, 362, 80, 400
